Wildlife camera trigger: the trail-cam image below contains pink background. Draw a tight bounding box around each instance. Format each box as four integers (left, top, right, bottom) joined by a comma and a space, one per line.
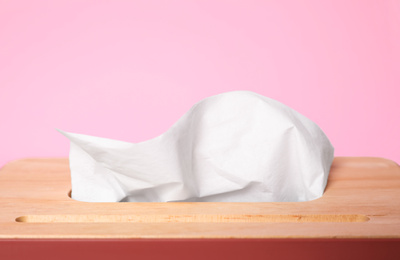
1, 0, 399, 167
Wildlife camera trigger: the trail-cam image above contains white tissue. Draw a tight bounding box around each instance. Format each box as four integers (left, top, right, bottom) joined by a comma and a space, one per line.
59, 91, 334, 202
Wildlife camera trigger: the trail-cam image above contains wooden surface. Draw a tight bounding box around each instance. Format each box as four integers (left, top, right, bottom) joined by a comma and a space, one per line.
0, 157, 399, 239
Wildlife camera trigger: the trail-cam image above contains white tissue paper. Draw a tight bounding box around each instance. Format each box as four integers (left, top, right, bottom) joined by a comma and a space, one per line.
59, 91, 334, 202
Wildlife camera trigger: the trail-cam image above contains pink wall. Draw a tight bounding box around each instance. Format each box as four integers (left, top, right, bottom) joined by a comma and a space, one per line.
1, 0, 399, 167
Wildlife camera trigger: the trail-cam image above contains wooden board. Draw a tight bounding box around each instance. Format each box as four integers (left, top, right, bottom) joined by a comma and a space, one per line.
0, 157, 399, 239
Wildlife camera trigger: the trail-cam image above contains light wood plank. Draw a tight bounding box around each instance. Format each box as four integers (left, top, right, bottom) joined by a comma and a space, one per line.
0, 157, 399, 238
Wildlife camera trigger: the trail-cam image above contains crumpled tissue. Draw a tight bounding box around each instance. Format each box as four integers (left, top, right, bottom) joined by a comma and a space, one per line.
59, 91, 334, 202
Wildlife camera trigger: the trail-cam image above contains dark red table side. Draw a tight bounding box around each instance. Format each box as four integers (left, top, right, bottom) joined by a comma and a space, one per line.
1, 238, 399, 260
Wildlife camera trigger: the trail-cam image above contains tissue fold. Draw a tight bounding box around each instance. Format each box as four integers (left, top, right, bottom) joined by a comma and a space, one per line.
60, 91, 334, 202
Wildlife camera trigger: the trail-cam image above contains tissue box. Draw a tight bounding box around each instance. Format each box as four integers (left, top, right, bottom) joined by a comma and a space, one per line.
0, 157, 399, 260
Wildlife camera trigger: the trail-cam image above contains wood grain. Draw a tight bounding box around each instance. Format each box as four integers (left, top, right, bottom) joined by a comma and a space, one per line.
0, 157, 399, 238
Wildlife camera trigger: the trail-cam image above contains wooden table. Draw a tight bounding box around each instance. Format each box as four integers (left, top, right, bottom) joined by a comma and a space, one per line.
0, 157, 399, 259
